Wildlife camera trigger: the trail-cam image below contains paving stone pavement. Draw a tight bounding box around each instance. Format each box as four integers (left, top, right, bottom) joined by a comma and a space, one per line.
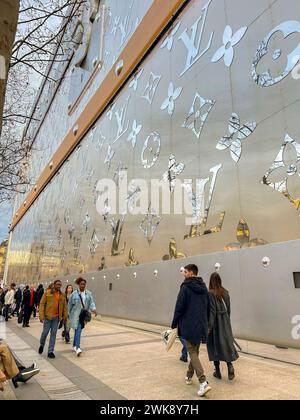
1, 316, 300, 400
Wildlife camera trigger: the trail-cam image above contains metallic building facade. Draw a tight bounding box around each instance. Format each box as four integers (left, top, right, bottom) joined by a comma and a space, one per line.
5, 0, 300, 348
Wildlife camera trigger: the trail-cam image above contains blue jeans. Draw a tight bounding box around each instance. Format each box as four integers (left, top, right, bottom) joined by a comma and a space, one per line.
73, 323, 82, 349
179, 337, 188, 359
40, 317, 60, 354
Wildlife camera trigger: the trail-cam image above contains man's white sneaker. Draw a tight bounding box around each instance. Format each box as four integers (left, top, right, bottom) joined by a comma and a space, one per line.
197, 381, 212, 397
73, 346, 77, 352
185, 377, 193, 385
76, 348, 82, 357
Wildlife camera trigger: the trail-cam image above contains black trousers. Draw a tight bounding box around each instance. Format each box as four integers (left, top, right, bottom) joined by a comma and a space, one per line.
4, 304, 11, 321
23, 307, 34, 326
13, 301, 21, 316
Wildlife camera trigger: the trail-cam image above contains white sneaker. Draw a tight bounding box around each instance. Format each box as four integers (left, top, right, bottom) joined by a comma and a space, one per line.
185, 377, 193, 385
73, 346, 77, 352
197, 381, 212, 397
76, 348, 82, 357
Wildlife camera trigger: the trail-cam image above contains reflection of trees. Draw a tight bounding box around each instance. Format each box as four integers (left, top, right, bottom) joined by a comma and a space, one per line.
1, 1, 84, 204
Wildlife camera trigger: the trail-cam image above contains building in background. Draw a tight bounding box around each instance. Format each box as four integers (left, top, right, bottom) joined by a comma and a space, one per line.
4, 0, 300, 349
0, 239, 8, 284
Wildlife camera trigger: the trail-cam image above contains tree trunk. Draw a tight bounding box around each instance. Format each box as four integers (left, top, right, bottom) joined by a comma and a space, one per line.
0, 0, 20, 135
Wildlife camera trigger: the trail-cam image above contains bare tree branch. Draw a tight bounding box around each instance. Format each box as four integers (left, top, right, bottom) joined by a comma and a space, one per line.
0, 0, 85, 205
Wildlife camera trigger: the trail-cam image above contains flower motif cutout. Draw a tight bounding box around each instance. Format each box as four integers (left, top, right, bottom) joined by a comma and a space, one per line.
161, 82, 183, 116
141, 132, 161, 169
262, 134, 300, 209
183, 93, 216, 139
89, 230, 100, 257
127, 120, 142, 148
252, 21, 300, 87
212, 25, 248, 67
140, 206, 162, 245
217, 113, 257, 163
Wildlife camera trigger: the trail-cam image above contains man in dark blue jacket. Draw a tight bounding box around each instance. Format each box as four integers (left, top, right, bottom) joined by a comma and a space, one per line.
12, 287, 22, 317
172, 264, 211, 397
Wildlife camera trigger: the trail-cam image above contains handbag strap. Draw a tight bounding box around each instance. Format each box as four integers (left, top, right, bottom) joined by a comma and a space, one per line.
78, 291, 86, 309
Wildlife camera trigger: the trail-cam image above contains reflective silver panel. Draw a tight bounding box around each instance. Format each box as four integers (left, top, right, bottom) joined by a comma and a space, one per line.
129, 68, 144, 91
160, 21, 181, 51
142, 72, 161, 105
7, 0, 300, 286
216, 113, 257, 163
160, 82, 183, 116
211, 25, 248, 67
162, 238, 187, 260
182, 93, 216, 140
141, 132, 161, 169
252, 21, 300, 87
127, 120, 142, 148
161, 154, 185, 193
178, 0, 214, 77
139, 206, 162, 245
104, 146, 115, 171
109, 216, 126, 257
262, 134, 300, 209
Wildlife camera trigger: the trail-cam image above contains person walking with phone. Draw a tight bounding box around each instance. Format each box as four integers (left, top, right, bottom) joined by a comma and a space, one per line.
68, 278, 97, 357
207, 273, 239, 381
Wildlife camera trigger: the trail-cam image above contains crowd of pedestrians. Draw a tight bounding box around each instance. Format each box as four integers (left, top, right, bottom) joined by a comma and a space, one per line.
1, 266, 237, 399
0, 278, 97, 393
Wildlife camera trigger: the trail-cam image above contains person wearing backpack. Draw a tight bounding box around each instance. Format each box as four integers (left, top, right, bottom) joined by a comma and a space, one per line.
207, 272, 239, 381
68, 278, 97, 357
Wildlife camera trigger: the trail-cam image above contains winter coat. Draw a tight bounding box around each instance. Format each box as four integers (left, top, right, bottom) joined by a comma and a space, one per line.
207, 291, 239, 363
22, 289, 37, 309
14, 289, 22, 303
171, 277, 210, 344
68, 290, 96, 330
39, 289, 68, 321
4, 290, 14, 305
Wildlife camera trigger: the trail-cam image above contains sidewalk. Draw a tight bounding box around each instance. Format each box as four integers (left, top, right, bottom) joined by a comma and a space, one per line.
1, 316, 300, 400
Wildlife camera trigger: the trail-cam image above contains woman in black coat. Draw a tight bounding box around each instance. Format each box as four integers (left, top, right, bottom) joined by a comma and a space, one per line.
207, 273, 239, 381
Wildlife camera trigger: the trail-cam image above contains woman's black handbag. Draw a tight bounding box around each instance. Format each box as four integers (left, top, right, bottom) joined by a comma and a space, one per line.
18, 310, 24, 325
78, 292, 91, 329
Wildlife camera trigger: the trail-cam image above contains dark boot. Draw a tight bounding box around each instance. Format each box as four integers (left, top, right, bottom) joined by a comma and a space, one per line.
227, 363, 235, 381
12, 367, 40, 388
213, 362, 222, 380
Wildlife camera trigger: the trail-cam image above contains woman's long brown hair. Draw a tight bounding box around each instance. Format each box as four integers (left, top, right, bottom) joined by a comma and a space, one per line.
209, 272, 227, 300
